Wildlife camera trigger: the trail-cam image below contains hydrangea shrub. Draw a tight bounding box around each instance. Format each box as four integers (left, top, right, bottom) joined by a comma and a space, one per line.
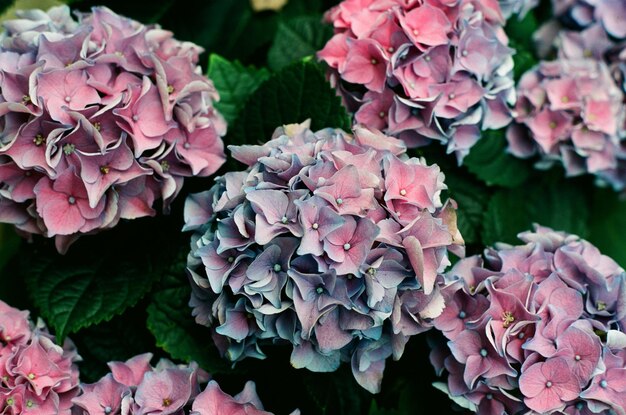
0, 300, 80, 414
318, 0, 516, 161
72, 353, 298, 415
507, 59, 626, 189
430, 225, 626, 414
184, 121, 464, 393
0, 6, 226, 252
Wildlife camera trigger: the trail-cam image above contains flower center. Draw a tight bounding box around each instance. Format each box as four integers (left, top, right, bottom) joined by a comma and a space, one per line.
33, 134, 45, 146
273, 264, 282, 272
6, 398, 13, 405
412, 29, 419, 36
64, 96, 71, 103
367, 267, 377, 276
104, 407, 112, 414
448, 93, 455, 100
281, 215, 288, 224
343, 243, 351, 251
549, 121, 557, 129
100, 165, 110, 175
387, 47, 394, 53
228, 256, 234, 263
370, 58, 378, 65
485, 393, 493, 400
68, 196, 76, 205
162, 398, 172, 407
461, 50, 468, 57
400, 189, 407, 196
22, 95, 30, 103
458, 311, 466, 319
93, 122, 101, 131
597, 301, 607, 311
26, 400, 33, 408
63, 143, 75, 155
132, 114, 139, 122
316, 286, 324, 295
336, 198, 343, 205
546, 381, 553, 388
575, 354, 581, 361
160, 160, 170, 172
167, 85, 175, 94
501, 311, 515, 328
479, 348, 488, 357
184, 142, 191, 149
379, 111, 386, 118
27, 373, 35, 380
600, 380, 608, 389
312, 223, 319, 230
561, 96, 569, 103
424, 56, 431, 62
518, 332, 525, 339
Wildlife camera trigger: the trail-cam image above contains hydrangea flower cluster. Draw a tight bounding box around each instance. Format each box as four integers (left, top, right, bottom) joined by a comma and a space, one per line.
317, 0, 516, 161
551, 0, 626, 44
72, 353, 296, 415
506, 59, 626, 189
430, 225, 626, 414
0, 6, 226, 252
0, 300, 80, 414
185, 121, 464, 393
498, 0, 538, 19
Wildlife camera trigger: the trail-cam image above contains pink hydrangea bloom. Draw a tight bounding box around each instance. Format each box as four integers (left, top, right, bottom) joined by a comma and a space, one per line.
0, 6, 226, 253
0, 300, 80, 414
507, 59, 626, 189
72, 354, 298, 415
184, 121, 464, 393
430, 225, 626, 415
318, 0, 515, 162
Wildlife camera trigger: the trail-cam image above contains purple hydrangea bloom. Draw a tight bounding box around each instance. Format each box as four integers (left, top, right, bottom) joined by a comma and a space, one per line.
0, 6, 226, 253
185, 121, 464, 393
506, 59, 626, 189
431, 225, 626, 415
0, 300, 81, 414
317, 0, 516, 162
72, 353, 298, 415
498, 0, 539, 19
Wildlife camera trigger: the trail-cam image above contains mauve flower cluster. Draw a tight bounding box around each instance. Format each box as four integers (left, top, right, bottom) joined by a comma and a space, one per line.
0, 300, 80, 414
551, 0, 626, 43
72, 353, 296, 415
506, 59, 626, 189
185, 121, 464, 393
0, 6, 226, 252
430, 225, 626, 415
317, 0, 516, 161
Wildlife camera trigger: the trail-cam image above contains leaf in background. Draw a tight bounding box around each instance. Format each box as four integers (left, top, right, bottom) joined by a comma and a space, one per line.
482, 179, 589, 246
301, 368, 369, 415
463, 129, 531, 188
444, 172, 490, 245
251, 0, 289, 12
23, 248, 161, 340
146, 254, 229, 373
208, 54, 270, 125
229, 60, 351, 146
20, 215, 183, 340
267, 15, 332, 71
0, 224, 20, 275
588, 188, 626, 268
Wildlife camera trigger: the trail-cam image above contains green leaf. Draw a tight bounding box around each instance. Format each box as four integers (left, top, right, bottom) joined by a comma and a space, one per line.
302, 368, 369, 415
504, 10, 538, 52
463, 129, 531, 188
444, 172, 490, 245
588, 188, 626, 268
147, 254, 229, 373
482, 179, 589, 246
267, 15, 333, 71
20, 216, 183, 340
208, 54, 270, 125
229, 60, 351, 146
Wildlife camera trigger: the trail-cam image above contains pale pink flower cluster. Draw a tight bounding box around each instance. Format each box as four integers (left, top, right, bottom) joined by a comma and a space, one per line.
0, 6, 226, 252
0, 300, 80, 414
318, 0, 516, 161
507, 59, 626, 188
